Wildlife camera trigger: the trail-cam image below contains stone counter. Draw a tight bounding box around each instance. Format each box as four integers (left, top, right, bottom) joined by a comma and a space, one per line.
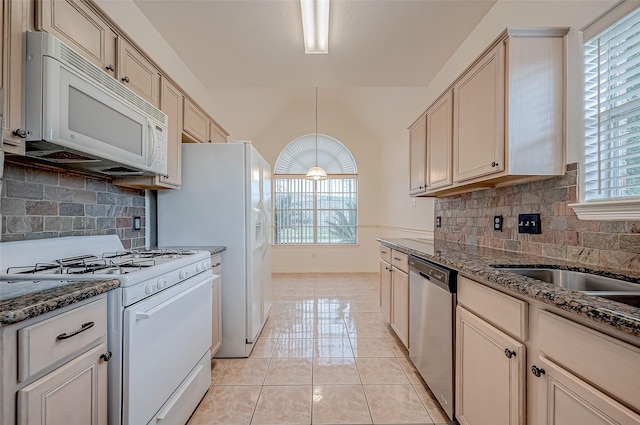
0, 279, 120, 325
156, 246, 227, 256
377, 238, 640, 339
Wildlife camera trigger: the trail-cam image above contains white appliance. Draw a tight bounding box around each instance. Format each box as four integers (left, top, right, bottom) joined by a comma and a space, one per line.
1, 235, 215, 425
23, 31, 167, 177
158, 141, 272, 358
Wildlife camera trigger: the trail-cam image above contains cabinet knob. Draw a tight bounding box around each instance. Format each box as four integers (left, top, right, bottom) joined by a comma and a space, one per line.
12, 128, 27, 138
491, 161, 499, 167
504, 348, 516, 359
122, 76, 130, 83
106, 64, 115, 72
531, 365, 546, 377
100, 351, 113, 362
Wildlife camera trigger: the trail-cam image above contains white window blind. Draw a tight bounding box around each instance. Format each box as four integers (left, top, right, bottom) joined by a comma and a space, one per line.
584, 7, 640, 201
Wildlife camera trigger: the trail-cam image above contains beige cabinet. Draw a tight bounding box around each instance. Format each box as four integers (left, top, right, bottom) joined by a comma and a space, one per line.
183, 98, 210, 143
378, 246, 392, 323
390, 250, 409, 348
1, 296, 109, 425
411, 28, 567, 196
453, 41, 505, 183
114, 78, 184, 189
456, 306, 525, 425
36, 0, 117, 78
426, 90, 453, 191
18, 342, 107, 425
209, 119, 229, 143
117, 38, 161, 107
211, 254, 222, 357
2, 0, 31, 154
408, 115, 427, 195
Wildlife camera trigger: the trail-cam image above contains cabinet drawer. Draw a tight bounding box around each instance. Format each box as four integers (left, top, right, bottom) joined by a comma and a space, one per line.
391, 250, 409, 273
538, 310, 640, 410
19, 298, 107, 381
379, 245, 392, 263
457, 276, 527, 340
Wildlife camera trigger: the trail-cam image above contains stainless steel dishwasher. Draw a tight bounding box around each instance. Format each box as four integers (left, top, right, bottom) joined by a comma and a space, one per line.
409, 255, 457, 421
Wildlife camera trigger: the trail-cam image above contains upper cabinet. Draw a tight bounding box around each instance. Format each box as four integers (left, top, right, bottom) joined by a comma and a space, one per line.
408, 115, 427, 195
117, 38, 161, 107
183, 98, 229, 144
209, 119, 229, 143
36, 0, 117, 77
2, 0, 32, 154
411, 28, 568, 197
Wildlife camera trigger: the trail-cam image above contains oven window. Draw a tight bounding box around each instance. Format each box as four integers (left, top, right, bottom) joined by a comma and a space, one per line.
68, 86, 143, 155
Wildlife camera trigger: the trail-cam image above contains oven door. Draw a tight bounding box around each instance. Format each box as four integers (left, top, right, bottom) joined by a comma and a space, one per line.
122, 272, 213, 425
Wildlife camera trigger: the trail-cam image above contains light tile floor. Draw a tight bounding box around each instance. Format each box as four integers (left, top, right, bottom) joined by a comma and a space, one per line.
188, 273, 456, 425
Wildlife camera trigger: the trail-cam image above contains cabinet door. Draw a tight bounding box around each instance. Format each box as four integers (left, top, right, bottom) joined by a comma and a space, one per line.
535, 356, 640, 425
2, 0, 29, 154
18, 343, 108, 425
183, 98, 209, 143
409, 115, 427, 195
211, 276, 222, 356
427, 91, 453, 190
456, 306, 525, 425
453, 41, 505, 183
379, 259, 392, 323
391, 268, 409, 348
209, 119, 228, 143
36, 0, 117, 77
117, 38, 160, 107
159, 78, 183, 188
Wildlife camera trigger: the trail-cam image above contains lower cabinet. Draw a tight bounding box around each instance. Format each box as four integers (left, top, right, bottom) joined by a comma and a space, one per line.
535, 356, 640, 425
379, 258, 392, 323
211, 254, 222, 357
18, 343, 107, 425
391, 265, 409, 348
455, 306, 525, 425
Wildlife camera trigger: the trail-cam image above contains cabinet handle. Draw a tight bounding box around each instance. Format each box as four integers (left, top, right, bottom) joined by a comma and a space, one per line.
491, 161, 499, 167
56, 321, 94, 340
212, 263, 221, 268
504, 348, 516, 359
531, 365, 546, 377
106, 64, 115, 72
12, 128, 27, 138
393, 257, 402, 261
100, 351, 113, 362
122, 76, 130, 83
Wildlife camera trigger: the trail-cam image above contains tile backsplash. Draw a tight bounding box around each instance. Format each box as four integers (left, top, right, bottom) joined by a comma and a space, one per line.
1, 161, 145, 249
434, 163, 640, 272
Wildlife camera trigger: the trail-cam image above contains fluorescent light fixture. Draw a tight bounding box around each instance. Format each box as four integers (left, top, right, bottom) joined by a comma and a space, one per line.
300, 0, 330, 54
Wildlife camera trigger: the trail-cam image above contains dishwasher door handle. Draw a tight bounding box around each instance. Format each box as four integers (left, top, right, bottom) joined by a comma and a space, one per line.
419, 272, 431, 281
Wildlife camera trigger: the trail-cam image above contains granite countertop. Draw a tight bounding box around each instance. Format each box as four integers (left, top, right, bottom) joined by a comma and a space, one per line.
0, 279, 120, 325
156, 246, 227, 256
377, 237, 640, 339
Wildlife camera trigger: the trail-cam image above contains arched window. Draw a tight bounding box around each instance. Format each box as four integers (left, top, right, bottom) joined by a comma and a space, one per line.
274, 134, 358, 245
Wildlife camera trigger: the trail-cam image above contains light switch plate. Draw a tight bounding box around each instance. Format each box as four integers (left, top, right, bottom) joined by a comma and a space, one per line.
518, 213, 541, 234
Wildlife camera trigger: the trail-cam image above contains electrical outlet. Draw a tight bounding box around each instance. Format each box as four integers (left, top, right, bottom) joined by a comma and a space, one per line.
493, 215, 503, 232
518, 213, 541, 234
133, 216, 141, 231
436, 216, 442, 228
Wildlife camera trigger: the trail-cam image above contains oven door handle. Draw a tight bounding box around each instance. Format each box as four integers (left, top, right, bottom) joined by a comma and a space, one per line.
135, 275, 213, 320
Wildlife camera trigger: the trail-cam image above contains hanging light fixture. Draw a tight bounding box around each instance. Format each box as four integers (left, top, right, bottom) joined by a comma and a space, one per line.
306, 87, 328, 181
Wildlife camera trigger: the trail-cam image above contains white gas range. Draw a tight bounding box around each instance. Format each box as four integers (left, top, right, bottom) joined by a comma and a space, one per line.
1, 235, 216, 425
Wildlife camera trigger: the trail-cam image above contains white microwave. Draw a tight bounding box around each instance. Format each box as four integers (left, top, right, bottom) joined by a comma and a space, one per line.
24, 31, 167, 177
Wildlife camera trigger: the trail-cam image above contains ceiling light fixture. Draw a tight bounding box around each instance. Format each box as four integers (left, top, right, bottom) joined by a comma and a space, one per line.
300, 0, 330, 54
306, 87, 328, 181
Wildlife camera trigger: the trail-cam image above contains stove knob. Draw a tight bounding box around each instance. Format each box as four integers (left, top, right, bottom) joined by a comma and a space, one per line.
196, 263, 203, 273
179, 269, 189, 279
157, 277, 168, 289
145, 283, 155, 294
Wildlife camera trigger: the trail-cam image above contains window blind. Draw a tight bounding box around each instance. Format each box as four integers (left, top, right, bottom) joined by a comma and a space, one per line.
584, 7, 640, 201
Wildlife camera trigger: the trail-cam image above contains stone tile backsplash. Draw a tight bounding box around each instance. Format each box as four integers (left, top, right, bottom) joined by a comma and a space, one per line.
1, 161, 145, 249
434, 163, 640, 272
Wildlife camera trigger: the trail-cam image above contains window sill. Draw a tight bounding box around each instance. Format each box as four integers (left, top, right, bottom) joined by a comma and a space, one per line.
569, 200, 640, 221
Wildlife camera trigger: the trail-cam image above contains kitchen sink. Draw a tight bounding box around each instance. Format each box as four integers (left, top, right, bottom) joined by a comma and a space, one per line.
496, 267, 640, 309
496, 268, 640, 292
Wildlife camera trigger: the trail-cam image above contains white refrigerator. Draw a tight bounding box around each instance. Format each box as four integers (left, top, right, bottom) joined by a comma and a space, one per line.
157, 142, 272, 358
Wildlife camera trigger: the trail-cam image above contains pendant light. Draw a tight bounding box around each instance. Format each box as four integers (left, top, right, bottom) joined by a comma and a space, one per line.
306, 87, 328, 180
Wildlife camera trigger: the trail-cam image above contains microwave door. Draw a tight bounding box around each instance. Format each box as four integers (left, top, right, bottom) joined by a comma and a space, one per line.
41, 57, 148, 169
